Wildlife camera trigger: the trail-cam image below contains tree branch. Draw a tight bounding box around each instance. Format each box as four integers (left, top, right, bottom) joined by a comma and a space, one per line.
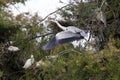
39, 3, 73, 22
13, 3, 73, 45
29, 32, 53, 41
14, 32, 53, 45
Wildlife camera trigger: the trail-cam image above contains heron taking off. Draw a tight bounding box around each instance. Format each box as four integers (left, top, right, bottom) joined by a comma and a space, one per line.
50, 20, 87, 37
42, 20, 87, 50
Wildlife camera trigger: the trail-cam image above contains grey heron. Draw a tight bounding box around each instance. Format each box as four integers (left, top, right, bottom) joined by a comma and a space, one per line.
51, 20, 87, 37
42, 20, 88, 50
42, 31, 84, 50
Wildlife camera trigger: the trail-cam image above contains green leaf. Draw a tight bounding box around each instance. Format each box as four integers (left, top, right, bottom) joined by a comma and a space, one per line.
0, 71, 3, 78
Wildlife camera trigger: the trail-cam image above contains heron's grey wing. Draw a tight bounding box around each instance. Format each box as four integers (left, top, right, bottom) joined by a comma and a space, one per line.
67, 26, 87, 37
43, 31, 84, 50
42, 36, 58, 50
56, 31, 84, 44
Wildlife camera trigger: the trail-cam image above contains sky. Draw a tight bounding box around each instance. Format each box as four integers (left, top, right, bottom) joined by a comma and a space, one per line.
9, 0, 68, 18
8, 0, 89, 18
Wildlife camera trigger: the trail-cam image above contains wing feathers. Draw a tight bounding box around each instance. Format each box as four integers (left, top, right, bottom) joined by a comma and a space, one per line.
43, 31, 84, 50
42, 37, 58, 50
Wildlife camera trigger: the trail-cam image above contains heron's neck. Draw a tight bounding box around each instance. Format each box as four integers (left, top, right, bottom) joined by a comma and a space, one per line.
55, 21, 66, 30
31, 57, 34, 63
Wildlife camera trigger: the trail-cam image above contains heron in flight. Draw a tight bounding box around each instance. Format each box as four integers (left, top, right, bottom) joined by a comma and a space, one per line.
51, 20, 87, 37
42, 20, 87, 50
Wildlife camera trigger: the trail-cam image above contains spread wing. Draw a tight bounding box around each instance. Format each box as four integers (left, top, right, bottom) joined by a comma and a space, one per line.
42, 36, 58, 50
56, 31, 84, 44
42, 31, 84, 50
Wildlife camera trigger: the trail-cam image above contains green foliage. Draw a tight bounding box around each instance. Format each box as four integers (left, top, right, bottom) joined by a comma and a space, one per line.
114, 40, 120, 49
0, 0, 120, 80
0, 0, 26, 7
15, 48, 120, 80
0, 71, 3, 78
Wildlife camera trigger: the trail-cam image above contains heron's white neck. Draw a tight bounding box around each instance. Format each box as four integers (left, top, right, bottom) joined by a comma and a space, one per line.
54, 21, 66, 31
31, 55, 34, 63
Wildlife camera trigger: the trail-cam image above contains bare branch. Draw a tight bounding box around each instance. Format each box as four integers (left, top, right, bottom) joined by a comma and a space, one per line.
14, 32, 53, 45
29, 32, 53, 41
39, 3, 73, 22
11, 4, 74, 45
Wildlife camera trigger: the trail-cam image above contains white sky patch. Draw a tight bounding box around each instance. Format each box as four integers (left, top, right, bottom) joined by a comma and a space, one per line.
9, 0, 68, 18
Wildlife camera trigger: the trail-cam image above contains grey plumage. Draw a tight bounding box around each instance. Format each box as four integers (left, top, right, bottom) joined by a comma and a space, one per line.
43, 31, 84, 50
42, 20, 88, 50
51, 20, 87, 37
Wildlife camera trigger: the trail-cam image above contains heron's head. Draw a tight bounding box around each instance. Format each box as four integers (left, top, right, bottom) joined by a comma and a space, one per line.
31, 55, 34, 58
